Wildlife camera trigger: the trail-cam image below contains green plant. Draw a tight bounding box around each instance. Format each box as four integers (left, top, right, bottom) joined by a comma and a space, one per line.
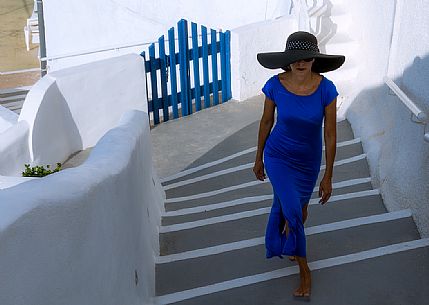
22, 163, 62, 177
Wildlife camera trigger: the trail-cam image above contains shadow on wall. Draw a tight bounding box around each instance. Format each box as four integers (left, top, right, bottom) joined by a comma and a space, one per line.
32, 81, 83, 165
347, 54, 429, 237
312, 0, 337, 53
401, 55, 429, 113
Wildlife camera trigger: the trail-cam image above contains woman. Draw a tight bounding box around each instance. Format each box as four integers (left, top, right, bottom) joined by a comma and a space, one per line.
253, 31, 345, 297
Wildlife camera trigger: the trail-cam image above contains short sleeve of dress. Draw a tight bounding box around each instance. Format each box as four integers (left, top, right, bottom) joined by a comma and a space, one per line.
323, 78, 339, 107
262, 76, 276, 103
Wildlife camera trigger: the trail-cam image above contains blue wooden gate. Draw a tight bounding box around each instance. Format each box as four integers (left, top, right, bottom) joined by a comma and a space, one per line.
141, 19, 231, 125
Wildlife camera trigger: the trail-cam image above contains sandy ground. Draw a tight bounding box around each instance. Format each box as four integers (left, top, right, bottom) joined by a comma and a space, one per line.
0, 0, 41, 87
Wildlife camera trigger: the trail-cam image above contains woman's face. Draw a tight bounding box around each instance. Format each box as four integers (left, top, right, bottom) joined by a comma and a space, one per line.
290, 58, 315, 74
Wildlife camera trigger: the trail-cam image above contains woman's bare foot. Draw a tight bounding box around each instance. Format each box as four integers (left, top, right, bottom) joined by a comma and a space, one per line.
293, 273, 311, 297
294, 257, 311, 297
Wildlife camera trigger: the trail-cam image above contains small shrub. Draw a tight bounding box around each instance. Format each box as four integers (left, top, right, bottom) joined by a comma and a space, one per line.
22, 163, 62, 177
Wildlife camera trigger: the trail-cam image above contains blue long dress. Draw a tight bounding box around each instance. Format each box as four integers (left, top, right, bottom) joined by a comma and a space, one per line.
262, 74, 338, 258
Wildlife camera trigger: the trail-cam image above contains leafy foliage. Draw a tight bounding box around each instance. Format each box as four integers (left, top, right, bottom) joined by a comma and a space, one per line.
22, 163, 62, 177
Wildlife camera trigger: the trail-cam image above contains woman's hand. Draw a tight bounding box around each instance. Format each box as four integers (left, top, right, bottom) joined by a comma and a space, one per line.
319, 175, 332, 204
253, 160, 266, 181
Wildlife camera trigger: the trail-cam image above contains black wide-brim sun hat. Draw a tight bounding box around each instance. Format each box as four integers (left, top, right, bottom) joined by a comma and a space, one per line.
257, 31, 345, 73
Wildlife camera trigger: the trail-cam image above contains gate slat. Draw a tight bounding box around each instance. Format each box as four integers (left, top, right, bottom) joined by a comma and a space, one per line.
225, 30, 232, 100
159, 35, 169, 122
191, 22, 202, 111
149, 43, 160, 124
210, 29, 219, 105
220, 32, 227, 103
168, 27, 179, 119
178, 19, 190, 116
201, 25, 210, 108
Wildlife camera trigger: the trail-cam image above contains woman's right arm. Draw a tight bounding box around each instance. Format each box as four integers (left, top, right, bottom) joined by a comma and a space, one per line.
253, 97, 275, 181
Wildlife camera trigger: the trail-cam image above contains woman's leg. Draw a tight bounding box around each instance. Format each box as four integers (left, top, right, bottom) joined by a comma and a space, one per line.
302, 203, 309, 224
288, 203, 309, 261
294, 256, 311, 297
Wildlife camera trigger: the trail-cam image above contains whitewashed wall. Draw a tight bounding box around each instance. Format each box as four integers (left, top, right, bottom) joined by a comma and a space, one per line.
345, 0, 429, 236
0, 110, 164, 305
43, 0, 292, 71
0, 107, 30, 177
0, 106, 17, 133
18, 54, 147, 169
230, 16, 297, 101
0, 121, 30, 176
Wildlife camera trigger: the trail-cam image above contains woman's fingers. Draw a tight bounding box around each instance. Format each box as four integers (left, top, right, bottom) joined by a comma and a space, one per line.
319, 187, 332, 204
319, 185, 332, 204
319, 176, 333, 205
253, 162, 266, 181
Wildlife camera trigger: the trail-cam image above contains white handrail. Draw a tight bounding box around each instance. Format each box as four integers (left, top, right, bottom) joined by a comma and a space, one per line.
384, 76, 429, 143
384, 77, 427, 123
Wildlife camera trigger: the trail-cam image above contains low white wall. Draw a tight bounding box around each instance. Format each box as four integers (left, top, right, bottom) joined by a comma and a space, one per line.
0, 106, 30, 176
18, 53, 147, 170
346, 0, 429, 237
230, 16, 297, 101
0, 110, 164, 305
43, 0, 292, 71
0, 106, 17, 133
0, 121, 31, 176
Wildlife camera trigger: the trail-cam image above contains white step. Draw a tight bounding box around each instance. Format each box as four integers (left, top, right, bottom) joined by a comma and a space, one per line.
155, 238, 429, 305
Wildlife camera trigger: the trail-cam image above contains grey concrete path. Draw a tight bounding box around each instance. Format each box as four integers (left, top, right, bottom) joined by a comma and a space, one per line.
0, 86, 31, 115
0, 0, 39, 72
154, 103, 429, 305
151, 96, 264, 179
0, 0, 41, 90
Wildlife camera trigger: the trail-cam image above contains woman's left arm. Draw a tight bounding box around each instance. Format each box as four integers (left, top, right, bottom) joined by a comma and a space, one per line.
319, 98, 337, 204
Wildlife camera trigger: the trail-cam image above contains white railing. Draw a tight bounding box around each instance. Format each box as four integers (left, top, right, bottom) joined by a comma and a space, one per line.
384, 77, 429, 142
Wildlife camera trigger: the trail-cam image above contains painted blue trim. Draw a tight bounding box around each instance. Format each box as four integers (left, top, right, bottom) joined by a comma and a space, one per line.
149, 43, 160, 124
225, 30, 232, 100
211, 29, 219, 105
178, 19, 189, 116
191, 22, 202, 111
159, 35, 169, 122
220, 32, 227, 103
141, 20, 232, 125
168, 27, 179, 119
201, 25, 211, 108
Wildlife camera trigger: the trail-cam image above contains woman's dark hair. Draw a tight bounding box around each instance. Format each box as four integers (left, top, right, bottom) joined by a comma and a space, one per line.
282, 65, 291, 72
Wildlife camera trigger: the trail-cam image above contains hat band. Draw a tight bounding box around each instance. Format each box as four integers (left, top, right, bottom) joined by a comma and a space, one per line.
286, 40, 319, 52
